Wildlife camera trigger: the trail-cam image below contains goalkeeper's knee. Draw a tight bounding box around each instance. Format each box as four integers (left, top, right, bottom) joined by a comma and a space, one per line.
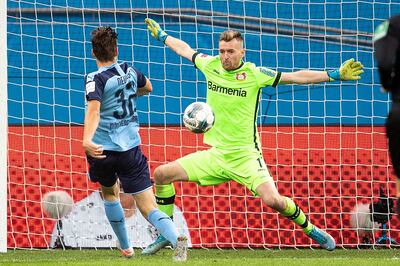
154, 166, 168, 184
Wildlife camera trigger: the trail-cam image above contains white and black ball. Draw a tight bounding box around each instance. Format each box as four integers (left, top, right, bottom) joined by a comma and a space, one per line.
42, 191, 74, 219
183, 102, 215, 133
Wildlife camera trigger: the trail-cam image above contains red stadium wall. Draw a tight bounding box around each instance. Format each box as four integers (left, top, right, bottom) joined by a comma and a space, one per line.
7, 125, 399, 248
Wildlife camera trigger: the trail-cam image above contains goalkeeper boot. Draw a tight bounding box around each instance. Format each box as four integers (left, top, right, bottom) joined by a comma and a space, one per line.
141, 234, 170, 255
173, 235, 188, 262
307, 226, 336, 251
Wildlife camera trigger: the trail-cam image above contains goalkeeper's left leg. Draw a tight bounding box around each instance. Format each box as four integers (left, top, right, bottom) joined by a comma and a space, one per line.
256, 182, 336, 251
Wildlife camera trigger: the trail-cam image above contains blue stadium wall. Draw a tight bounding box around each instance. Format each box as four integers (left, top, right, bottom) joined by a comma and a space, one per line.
7, 0, 400, 126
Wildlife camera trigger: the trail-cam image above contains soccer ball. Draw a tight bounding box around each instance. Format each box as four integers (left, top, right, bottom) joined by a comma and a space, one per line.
42, 190, 74, 219
350, 203, 379, 235
183, 102, 215, 133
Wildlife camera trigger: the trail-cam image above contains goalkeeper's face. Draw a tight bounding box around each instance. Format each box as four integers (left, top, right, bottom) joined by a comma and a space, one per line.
219, 39, 245, 71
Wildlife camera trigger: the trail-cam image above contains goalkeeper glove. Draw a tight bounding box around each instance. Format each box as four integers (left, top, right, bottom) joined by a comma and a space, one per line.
327, 58, 364, 81
145, 18, 169, 44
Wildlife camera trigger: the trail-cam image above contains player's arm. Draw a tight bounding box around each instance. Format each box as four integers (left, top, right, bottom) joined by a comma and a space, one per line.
82, 76, 105, 159
133, 66, 153, 96
82, 100, 105, 159
280, 70, 330, 84
279, 58, 364, 85
145, 18, 196, 62
137, 78, 152, 96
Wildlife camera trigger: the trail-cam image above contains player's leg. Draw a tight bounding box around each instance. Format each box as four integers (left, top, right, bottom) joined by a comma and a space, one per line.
101, 184, 134, 257
226, 150, 335, 250
255, 182, 310, 229
143, 148, 227, 255
87, 154, 133, 257
117, 146, 188, 260
386, 102, 400, 215
255, 182, 335, 251
154, 162, 185, 220
133, 188, 179, 246
133, 188, 187, 261
155, 184, 175, 218
153, 148, 227, 204
141, 161, 188, 255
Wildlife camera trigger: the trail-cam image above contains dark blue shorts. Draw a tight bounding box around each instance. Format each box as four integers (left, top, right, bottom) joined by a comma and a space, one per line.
87, 146, 152, 194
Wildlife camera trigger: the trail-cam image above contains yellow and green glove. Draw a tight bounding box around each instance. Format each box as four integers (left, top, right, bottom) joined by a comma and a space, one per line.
327, 58, 364, 81
145, 18, 169, 43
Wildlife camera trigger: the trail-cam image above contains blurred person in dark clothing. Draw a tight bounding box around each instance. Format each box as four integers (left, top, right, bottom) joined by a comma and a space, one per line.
374, 14, 400, 216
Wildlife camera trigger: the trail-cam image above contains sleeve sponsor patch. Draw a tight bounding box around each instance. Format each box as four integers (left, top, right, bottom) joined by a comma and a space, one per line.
85, 81, 95, 95
258, 67, 277, 77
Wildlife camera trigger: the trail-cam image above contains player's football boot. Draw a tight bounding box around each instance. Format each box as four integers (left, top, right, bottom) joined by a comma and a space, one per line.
307, 226, 336, 251
172, 235, 188, 262
120, 247, 134, 258
141, 234, 170, 255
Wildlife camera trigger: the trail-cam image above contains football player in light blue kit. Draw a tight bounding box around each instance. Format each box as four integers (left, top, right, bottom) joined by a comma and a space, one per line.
83, 26, 187, 261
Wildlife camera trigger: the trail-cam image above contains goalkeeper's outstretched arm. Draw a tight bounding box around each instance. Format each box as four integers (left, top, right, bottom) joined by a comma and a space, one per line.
145, 18, 196, 62
279, 58, 364, 85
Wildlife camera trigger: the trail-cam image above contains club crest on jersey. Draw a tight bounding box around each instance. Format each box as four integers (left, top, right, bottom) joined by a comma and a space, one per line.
235, 72, 246, 81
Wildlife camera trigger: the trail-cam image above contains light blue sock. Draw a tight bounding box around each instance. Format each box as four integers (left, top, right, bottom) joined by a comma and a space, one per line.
148, 209, 179, 247
104, 200, 131, 249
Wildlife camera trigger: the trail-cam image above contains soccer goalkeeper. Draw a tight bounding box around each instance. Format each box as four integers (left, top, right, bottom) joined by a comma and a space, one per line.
143, 18, 363, 254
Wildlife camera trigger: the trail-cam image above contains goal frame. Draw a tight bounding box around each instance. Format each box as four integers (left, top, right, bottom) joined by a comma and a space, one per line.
0, 0, 8, 253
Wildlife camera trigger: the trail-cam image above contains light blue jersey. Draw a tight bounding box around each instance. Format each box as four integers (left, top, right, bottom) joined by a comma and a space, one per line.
85, 62, 147, 151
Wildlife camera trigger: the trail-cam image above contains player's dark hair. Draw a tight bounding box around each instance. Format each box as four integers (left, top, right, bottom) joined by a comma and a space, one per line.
91, 26, 118, 62
219, 30, 243, 43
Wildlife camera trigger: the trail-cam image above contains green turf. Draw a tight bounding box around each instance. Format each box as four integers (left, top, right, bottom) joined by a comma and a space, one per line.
0, 249, 399, 266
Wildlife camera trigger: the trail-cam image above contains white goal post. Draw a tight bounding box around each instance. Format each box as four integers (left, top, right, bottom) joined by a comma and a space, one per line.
1, 0, 8, 253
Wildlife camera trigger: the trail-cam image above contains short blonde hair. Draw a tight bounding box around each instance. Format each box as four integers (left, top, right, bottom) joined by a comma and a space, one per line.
219, 30, 243, 43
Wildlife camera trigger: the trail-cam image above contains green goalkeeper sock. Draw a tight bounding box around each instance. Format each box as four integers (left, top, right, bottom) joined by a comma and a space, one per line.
155, 184, 175, 219
280, 196, 314, 234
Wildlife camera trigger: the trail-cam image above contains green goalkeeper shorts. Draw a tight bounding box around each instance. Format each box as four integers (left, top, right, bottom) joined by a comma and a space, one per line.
177, 147, 273, 195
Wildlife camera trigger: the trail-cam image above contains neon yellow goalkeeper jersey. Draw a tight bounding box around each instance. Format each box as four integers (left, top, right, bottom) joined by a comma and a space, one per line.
193, 53, 281, 150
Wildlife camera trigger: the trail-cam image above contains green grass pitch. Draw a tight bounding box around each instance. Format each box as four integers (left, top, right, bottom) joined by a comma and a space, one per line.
0, 248, 399, 266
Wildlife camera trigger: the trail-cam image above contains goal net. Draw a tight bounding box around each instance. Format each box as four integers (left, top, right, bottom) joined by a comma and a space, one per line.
5, 0, 399, 250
